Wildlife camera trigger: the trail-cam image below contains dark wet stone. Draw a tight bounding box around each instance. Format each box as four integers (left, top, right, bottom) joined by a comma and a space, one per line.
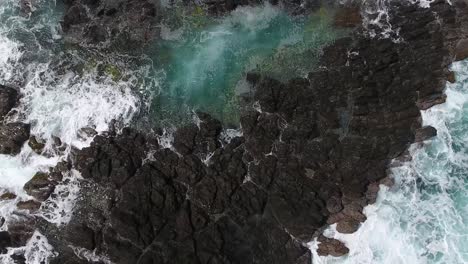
334, 7, 362, 28
317, 235, 349, 257
16, 200, 41, 212
417, 93, 447, 110
23, 172, 56, 201
336, 219, 361, 234
455, 38, 468, 61
0, 85, 18, 120
0, 231, 12, 254
447, 71, 456, 83
8, 220, 36, 247
61, 0, 160, 52
0, 123, 30, 155
28, 136, 45, 154
0, 192, 17, 200
414, 126, 437, 142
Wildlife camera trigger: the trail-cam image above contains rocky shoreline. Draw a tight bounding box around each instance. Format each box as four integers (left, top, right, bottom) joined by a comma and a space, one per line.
1, 0, 468, 263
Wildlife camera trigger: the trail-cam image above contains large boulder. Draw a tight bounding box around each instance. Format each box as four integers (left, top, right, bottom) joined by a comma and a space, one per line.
23, 172, 56, 201
0, 123, 30, 155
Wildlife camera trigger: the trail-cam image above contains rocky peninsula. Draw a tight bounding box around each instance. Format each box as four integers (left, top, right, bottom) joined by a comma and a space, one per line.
1, 0, 468, 263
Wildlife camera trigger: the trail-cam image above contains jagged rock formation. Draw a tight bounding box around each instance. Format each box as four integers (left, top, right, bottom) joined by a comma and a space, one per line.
61, 0, 160, 50
0, 85, 30, 155
0, 85, 18, 119
4, 0, 468, 263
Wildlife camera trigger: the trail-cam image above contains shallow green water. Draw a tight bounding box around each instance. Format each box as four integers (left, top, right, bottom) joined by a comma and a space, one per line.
146, 4, 343, 125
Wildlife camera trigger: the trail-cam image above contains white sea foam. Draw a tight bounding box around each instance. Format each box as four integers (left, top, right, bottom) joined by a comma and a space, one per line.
310, 60, 468, 264
0, 231, 57, 264
359, 0, 449, 41
70, 246, 113, 264
10, 62, 140, 150
37, 169, 82, 226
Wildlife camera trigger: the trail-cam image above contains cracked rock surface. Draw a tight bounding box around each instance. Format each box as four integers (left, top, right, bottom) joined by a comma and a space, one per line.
4, 0, 468, 263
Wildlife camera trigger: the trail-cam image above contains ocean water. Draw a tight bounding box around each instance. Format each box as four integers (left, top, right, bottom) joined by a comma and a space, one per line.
311, 60, 468, 264
147, 4, 342, 125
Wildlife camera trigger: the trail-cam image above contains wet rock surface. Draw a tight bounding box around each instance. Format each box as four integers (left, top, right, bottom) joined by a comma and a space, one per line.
316, 235, 349, 257
0, 123, 30, 155
61, 0, 160, 51
28, 135, 45, 154
0, 85, 18, 120
5, 0, 468, 263
0, 85, 30, 155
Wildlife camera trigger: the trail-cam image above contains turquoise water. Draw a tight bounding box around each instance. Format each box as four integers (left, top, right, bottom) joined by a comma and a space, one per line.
147, 5, 341, 125
312, 60, 468, 264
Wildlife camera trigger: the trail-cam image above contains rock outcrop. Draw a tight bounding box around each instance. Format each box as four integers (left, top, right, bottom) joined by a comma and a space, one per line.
4, 1, 468, 264
61, 0, 160, 51
0, 85, 18, 120
0, 85, 30, 155
0, 123, 30, 155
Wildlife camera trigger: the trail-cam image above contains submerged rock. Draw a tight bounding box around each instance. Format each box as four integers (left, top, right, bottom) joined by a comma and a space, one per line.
0, 123, 30, 155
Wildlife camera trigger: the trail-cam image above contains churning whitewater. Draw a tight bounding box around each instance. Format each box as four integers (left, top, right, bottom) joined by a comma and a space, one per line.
0, 0, 467, 263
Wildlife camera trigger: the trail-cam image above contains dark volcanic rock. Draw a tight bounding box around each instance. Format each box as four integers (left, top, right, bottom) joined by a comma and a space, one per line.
0, 123, 30, 155
455, 39, 468, 61
23, 172, 56, 201
0, 192, 17, 200
0, 231, 12, 254
40, 124, 311, 264
61, 0, 160, 51
16, 200, 41, 212
26, 0, 468, 263
414, 126, 437, 142
333, 6, 362, 28
28, 135, 45, 154
316, 235, 349, 257
0, 85, 18, 120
